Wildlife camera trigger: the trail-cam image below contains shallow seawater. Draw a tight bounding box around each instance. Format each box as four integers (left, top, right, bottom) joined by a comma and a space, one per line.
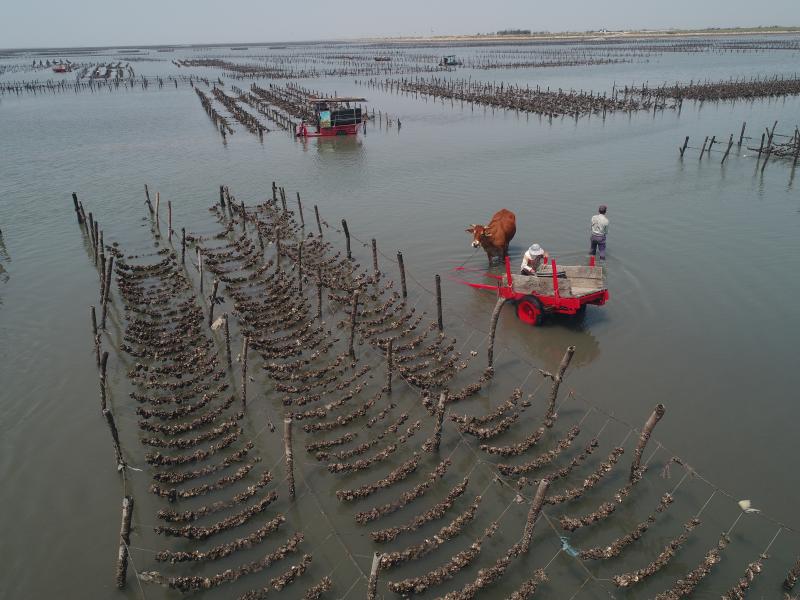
1, 38, 799, 599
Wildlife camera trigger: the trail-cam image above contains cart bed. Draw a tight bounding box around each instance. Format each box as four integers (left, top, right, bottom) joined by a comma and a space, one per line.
511, 265, 606, 299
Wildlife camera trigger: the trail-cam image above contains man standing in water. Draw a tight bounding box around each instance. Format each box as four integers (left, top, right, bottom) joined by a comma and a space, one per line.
590, 205, 609, 260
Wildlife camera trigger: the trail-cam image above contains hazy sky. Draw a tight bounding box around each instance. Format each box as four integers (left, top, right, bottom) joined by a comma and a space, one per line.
2, 0, 799, 49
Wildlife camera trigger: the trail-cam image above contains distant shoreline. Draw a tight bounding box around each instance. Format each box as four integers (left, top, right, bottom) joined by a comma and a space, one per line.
2, 26, 799, 53
356, 27, 800, 45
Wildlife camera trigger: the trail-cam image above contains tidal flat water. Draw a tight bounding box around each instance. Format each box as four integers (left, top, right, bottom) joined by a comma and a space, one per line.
1, 38, 799, 599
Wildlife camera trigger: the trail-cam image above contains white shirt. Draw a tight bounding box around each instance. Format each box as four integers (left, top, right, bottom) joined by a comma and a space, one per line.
520, 249, 545, 274
591, 214, 609, 236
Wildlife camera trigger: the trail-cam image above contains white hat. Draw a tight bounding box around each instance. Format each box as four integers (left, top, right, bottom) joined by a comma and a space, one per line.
528, 244, 544, 256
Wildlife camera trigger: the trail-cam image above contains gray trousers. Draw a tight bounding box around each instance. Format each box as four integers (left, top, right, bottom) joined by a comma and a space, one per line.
590, 234, 606, 259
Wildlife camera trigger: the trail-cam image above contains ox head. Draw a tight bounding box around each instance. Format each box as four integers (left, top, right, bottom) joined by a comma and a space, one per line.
465, 224, 492, 248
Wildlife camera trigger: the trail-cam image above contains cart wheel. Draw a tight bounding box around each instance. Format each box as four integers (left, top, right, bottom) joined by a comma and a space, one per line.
516, 296, 543, 326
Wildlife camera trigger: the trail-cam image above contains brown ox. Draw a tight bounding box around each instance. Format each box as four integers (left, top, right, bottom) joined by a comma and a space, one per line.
466, 209, 517, 266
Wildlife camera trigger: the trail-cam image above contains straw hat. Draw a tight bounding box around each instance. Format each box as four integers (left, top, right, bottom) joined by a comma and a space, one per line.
527, 244, 544, 256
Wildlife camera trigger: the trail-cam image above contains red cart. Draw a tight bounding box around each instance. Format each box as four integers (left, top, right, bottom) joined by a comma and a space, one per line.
452, 256, 609, 326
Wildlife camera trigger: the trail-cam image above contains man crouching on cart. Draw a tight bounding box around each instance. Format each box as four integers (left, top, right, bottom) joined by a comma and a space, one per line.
520, 243, 548, 275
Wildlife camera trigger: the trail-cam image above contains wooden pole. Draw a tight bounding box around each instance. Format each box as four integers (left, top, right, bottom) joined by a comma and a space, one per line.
101, 255, 113, 330
698, 136, 708, 159
367, 552, 381, 600
99, 254, 107, 304
757, 132, 765, 160
219, 185, 226, 208
115, 495, 134, 589
296, 192, 304, 227
71, 192, 84, 224
284, 417, 296, 499
679, 136, 689, 157
314, 204, 323, 237
208, 279, 219, 327
487, 296, 509, 370
297, 240, 303, 292
102, 408, 125, 470
341, 219, 351, 259
316, 268, 323, 321
223, 313, 232, 368
167, 200, 172, 240
88, 212, 95, 247
435, 274, 443, 332
386, 338, 393, 394
371, 239, 379, 277
397, 251, 407, 299
520, 479, 550, 554
93, 221, 99, 265
90, 305, 100, 367
155, 192, 160, 228
181, 228, 186, 264
348, 292, 359, 359
544, 346, 575, 425
99, 351, 109, 411
430, 392, 446, 451
198, 248, 204, 293
144, 184, 154, 215
241, 336, 249, 411
738, 121, 746, 147
629, 404, 666, 481
272, 181, 277, 203
721, 134, 734, 165
280, 187, 287, 211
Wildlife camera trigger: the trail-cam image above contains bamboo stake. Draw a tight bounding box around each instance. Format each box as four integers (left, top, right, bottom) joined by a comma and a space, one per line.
487, 296, 509, 369
181, 228, 186, 264
296, 192, 304, 227
314, 204, 323, 237
386, 338, 393, 394
208, 279, 219, 327
223, 313, 231, 367
90, 306, 100, 367
116, 496, 134, 589
102, 408, 125, 470
738, 121, 746, 146
342, 219, 352, 259
297, 240, 303, 292
155, 192, 160, 228
219, 185, 226, 208
71, 192, 84, 224
241, 336, 249, 410
348, 292, 360, 359
429, 392, 446, 451
629, 404, 666, 481
99, 351, 109, 411
435, 274, 443, 332
371, 239, 379, 277
397, 251, 407, 299
284, 417, 296, 499
198, 248, 204, 293
316, 268, 323, 321
721, 134, 734, 165
520, 479, 550, 553
167, 200, 172, 240
144, 184, 153, 214
698, 136, 708, 159
101, 255, 113, 330
679, 136, 689, 157
367, 552, 381, 600
543, 346, 575, 424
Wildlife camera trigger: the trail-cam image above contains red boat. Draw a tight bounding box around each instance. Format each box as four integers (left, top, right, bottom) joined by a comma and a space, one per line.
52, 64, 69, 73
297, 97, 366, 137
452, 255, 609, 326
